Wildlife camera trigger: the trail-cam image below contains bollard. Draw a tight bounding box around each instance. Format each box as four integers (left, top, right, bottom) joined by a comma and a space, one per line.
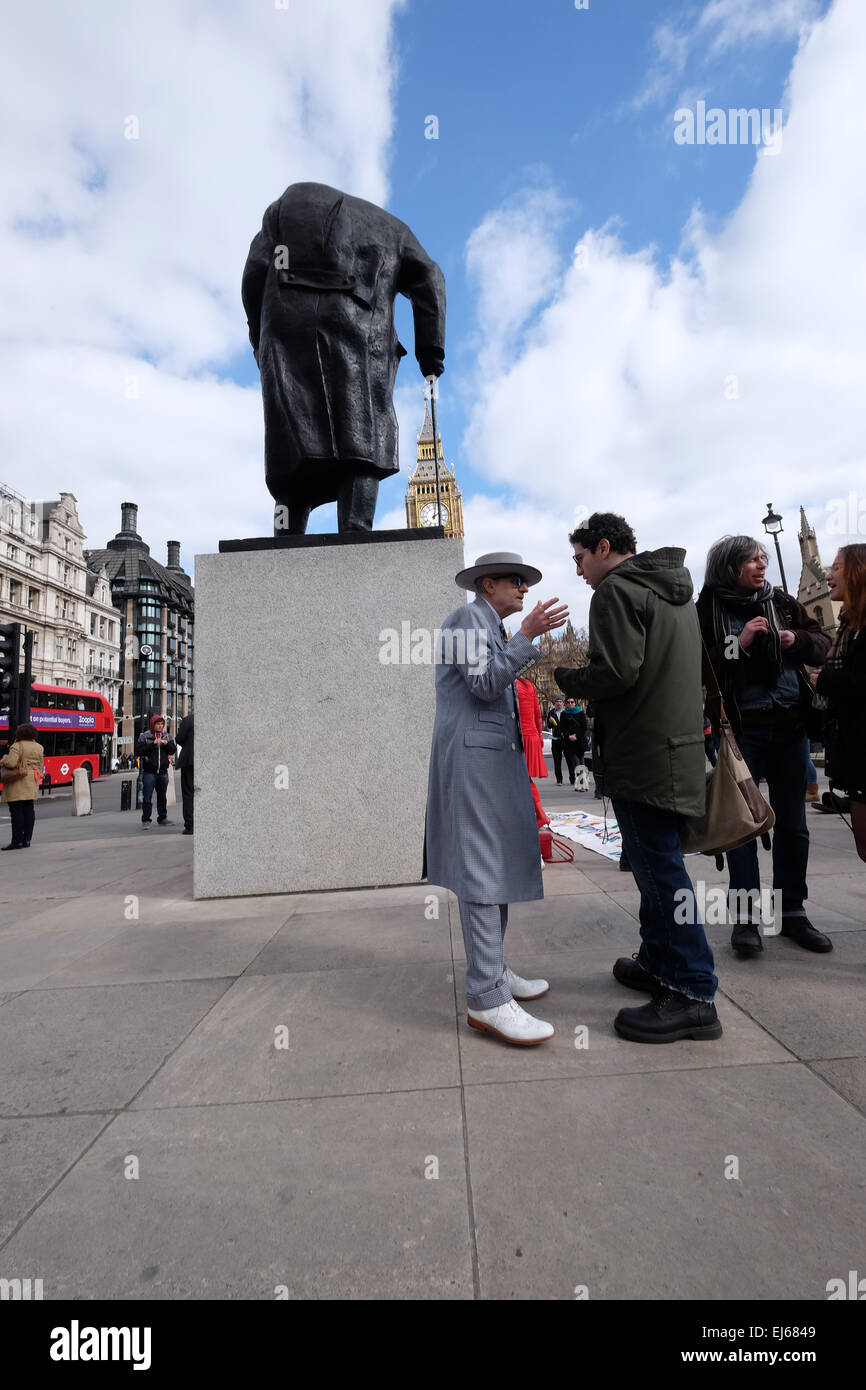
120, 779, 132, 811
71, 767, 92, 816
166, 768, 177, 807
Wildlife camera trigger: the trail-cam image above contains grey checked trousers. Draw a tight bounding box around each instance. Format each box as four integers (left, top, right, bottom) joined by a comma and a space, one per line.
457, 900, 512, 1009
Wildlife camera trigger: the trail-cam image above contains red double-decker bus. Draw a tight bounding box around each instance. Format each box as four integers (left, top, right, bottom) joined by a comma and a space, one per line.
0, 684, 114, 786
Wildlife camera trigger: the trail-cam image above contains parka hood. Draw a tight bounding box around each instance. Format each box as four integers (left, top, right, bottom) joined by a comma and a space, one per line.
601, 548, 694, 605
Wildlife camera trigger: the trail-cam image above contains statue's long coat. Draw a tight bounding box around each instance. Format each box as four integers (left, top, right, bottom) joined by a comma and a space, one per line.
242, 182, 446, 506
425, 596, 544, 905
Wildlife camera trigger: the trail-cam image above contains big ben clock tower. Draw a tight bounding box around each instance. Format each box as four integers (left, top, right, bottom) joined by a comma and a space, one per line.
405, 398, 465, 539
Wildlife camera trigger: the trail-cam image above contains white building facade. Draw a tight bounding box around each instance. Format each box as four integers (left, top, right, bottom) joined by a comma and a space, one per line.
0, 484, 123, 754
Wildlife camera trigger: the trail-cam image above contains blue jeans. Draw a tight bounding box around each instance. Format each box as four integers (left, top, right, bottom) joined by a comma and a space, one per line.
726, 724, 809, 917
141, 771, 168, 823
612, 797, 718, 1003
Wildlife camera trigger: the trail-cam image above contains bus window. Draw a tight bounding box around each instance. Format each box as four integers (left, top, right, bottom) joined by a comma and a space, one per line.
56, 733, 75, 755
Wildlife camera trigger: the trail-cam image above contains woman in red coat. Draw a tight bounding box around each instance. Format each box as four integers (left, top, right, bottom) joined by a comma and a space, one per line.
515, 677, 549, 828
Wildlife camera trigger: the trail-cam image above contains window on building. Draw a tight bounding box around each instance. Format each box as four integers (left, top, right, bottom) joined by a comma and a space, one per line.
67, 640, 77, 661
6, 544, 17, 560
61, 600, 69, 619
27, 588, 39, 612
55, 637, 63, 660
9, 580, 20, 605
65, 537, 71, 551
24, 553, 34, 568
90, 614, 96, 635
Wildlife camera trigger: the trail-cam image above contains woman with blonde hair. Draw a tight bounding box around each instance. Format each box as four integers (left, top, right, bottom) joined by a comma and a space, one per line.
1, 723, 45, 850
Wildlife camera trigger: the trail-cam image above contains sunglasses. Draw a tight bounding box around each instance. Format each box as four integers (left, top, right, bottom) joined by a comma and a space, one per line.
506, 574, 527, 588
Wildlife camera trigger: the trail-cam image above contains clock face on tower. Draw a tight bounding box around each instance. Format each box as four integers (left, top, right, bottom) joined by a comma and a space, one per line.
420, 501, 449, 527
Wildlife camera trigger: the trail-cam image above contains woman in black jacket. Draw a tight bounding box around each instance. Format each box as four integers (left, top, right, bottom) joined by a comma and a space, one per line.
696, 535, 831, 957
813, 544, 866, 861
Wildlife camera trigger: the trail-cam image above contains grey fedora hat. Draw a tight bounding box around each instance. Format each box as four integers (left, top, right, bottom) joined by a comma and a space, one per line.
455, 551, 543, 592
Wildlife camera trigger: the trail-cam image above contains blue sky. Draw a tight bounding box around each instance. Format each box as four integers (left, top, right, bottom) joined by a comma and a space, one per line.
2, 0, 861, 630
373, 0, 828, 528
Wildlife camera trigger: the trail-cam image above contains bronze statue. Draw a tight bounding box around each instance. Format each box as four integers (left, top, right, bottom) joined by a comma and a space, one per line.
242, 182, 446, 534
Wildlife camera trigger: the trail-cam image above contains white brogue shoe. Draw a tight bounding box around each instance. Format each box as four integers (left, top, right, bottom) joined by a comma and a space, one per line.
467, 998, 554, 1046
503, 964, 550, 1001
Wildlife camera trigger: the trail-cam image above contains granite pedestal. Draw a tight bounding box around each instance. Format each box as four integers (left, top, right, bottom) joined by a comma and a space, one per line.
193, 534, 464, 898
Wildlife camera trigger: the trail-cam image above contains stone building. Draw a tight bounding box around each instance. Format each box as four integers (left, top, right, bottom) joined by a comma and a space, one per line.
0, 485, 123, 738
405, 399, 465, 538
796, 507, 841, 639
85, 503, 194, 757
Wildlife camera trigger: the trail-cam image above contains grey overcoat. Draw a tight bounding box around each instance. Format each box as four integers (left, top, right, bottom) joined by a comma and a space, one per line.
425, 595, 544, 905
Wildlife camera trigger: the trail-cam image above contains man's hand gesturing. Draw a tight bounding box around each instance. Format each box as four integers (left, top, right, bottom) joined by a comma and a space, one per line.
520, 598, 569, 642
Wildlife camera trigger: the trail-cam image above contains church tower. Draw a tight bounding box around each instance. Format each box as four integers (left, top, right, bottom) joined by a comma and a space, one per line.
796, 507, 841, 638
405, 399, 465, 539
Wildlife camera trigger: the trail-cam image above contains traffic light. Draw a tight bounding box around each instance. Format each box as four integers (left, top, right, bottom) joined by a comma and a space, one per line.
0, 623, 20, 706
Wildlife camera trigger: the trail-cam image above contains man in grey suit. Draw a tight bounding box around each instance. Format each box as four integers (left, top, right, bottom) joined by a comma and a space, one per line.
425, 553, 568, 1045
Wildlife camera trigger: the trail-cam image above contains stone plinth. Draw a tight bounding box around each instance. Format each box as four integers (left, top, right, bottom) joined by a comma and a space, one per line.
193, 535, 464, 899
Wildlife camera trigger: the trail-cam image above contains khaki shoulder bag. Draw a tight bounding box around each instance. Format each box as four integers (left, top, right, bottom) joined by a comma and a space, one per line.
680, 642, 775, 868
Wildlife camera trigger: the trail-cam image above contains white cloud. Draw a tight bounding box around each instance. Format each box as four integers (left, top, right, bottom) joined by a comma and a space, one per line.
463, 0, 866, 602
0, 0, 404, 564
697, 0, 821, 54
632, 0, 821, 110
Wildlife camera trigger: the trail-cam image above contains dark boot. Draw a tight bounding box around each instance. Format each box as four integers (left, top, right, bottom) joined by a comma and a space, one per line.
614, 989, 722, 1044
780, 915, 833, 953
612, 955, 657, 993
731, 921, 763, 956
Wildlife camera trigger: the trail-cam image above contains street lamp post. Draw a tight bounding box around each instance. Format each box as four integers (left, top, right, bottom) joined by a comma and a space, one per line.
761, 502, 789, 595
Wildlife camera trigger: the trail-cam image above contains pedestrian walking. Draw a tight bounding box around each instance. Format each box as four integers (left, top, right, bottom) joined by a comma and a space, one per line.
813, 544, 866, 861
547, 696, 565, 783
555, 511, 721, 1044
1, 724, 45, 850
425, 551, 568, 1045
697, 535, 832, 956
175, 711, 195, 835
136, 715, 176, 827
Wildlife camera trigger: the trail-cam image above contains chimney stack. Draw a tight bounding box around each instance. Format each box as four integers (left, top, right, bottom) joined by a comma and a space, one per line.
166, 540, 181, 570
120, 502, 139, 536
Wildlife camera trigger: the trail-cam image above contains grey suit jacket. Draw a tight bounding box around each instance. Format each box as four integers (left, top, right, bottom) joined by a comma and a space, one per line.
425, 595, 543, 904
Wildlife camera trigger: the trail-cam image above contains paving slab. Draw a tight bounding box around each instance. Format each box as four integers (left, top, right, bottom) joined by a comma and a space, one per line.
452, 946, 792, 1086
0, 1092, 472, 1299
0, 1113, 112, 1244
448, 894, 648, 965
33, 915, 292, 988
291, 883, 456, 916
0, 921, 134, 992
808, 877, 866, 922
713, 929, 866, 1060
465, 1064, 866, 1300
131, 965, 461, 1108
810, 1058, 866, 1117
0, 980, 232, 1116
245, 904, 453, 974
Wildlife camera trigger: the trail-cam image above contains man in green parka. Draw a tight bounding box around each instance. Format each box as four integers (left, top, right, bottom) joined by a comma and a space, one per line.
554, 512, 721, 1044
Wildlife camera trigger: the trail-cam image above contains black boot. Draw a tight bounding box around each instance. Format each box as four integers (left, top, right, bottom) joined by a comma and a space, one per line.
731, 921, 763, 956
780, 915, 833, 953
614, 988, 722, 1044
612, 954, 657, 993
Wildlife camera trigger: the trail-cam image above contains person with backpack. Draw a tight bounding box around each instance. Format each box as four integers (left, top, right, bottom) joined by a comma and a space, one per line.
696, 535, 832, 957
